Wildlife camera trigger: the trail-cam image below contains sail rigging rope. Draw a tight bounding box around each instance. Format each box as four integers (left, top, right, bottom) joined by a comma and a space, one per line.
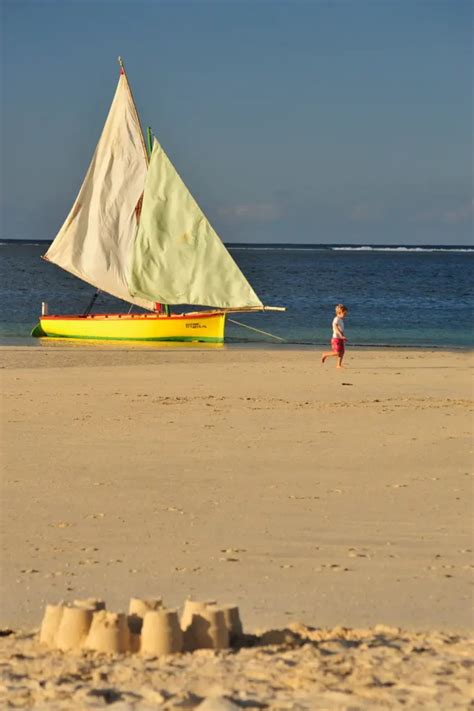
227, 318, 286, 342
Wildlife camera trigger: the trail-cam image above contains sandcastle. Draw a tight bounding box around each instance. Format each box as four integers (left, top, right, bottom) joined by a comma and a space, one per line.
39, 596, 243, 656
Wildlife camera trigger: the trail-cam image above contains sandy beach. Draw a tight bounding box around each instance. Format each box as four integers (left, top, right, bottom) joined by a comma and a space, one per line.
1, 345, 473, 708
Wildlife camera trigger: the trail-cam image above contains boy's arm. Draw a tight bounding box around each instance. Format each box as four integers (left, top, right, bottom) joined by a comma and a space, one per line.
334, 323, 347, 340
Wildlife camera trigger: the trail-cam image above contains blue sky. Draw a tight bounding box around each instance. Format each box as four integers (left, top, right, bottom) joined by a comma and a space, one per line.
1, 0, 472, 244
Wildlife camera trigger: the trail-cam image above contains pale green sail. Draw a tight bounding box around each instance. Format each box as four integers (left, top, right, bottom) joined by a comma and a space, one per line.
129, 138, 263, 309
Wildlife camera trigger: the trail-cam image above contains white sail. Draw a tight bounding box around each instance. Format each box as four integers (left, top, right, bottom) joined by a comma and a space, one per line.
129, 138, 264, 309
44, 74, 155, 311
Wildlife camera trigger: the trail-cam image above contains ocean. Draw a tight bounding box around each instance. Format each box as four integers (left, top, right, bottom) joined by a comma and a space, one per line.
0, 241, 472, 348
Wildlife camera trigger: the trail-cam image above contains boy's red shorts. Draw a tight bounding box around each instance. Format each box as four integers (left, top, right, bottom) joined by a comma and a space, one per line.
331, 338, 345, 356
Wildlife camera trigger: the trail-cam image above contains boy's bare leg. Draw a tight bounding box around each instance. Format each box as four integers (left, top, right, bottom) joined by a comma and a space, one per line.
337, 355, 344, 368
321, 351, 336, 364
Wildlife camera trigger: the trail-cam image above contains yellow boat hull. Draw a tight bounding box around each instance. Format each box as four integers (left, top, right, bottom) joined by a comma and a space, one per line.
32, 311, 226, 343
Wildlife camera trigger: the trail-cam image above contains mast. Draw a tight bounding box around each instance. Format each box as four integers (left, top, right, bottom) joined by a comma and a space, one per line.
119, 57, 172, 315
118, 56, 149, 166
146, 125, 170, 317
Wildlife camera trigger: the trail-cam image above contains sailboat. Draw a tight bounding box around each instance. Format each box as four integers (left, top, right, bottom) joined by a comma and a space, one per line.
32, 58, 284, 343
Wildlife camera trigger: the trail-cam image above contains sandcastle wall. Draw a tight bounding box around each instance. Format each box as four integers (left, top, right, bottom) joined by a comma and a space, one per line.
39, 595, 243, 656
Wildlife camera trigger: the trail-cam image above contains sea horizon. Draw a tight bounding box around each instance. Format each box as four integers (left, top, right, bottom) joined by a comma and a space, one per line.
1, 237, 473, 253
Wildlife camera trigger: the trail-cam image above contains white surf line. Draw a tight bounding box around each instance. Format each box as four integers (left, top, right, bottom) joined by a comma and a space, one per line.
227, 318, 286, 342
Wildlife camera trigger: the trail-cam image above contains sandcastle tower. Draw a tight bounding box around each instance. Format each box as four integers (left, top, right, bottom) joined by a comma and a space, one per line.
128, 597, 163, 652
73, 598, 106, 611
181, 599, 212, 651
39, 603, 65, 647
55, 606, 94, 651
221, 605, 244, 643
141, 609, 183, 656
198, 607, 230, 650
181, 600, 230, 651
85, 611, 130, 653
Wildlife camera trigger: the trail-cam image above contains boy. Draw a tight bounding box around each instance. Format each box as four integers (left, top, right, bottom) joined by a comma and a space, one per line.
321, 304, 348, 368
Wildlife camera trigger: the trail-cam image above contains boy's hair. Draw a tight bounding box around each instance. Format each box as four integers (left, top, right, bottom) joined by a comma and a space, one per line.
335, 304, 347, 314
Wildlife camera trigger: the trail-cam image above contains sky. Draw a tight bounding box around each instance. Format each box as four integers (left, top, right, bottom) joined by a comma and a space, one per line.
1, 0, 472, 245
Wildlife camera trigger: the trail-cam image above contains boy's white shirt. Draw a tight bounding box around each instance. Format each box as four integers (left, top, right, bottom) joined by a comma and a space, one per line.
332, 316, 345, 338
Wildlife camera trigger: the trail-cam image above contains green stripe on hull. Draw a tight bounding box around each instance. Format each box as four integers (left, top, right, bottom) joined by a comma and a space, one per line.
37, 332, 224, 343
